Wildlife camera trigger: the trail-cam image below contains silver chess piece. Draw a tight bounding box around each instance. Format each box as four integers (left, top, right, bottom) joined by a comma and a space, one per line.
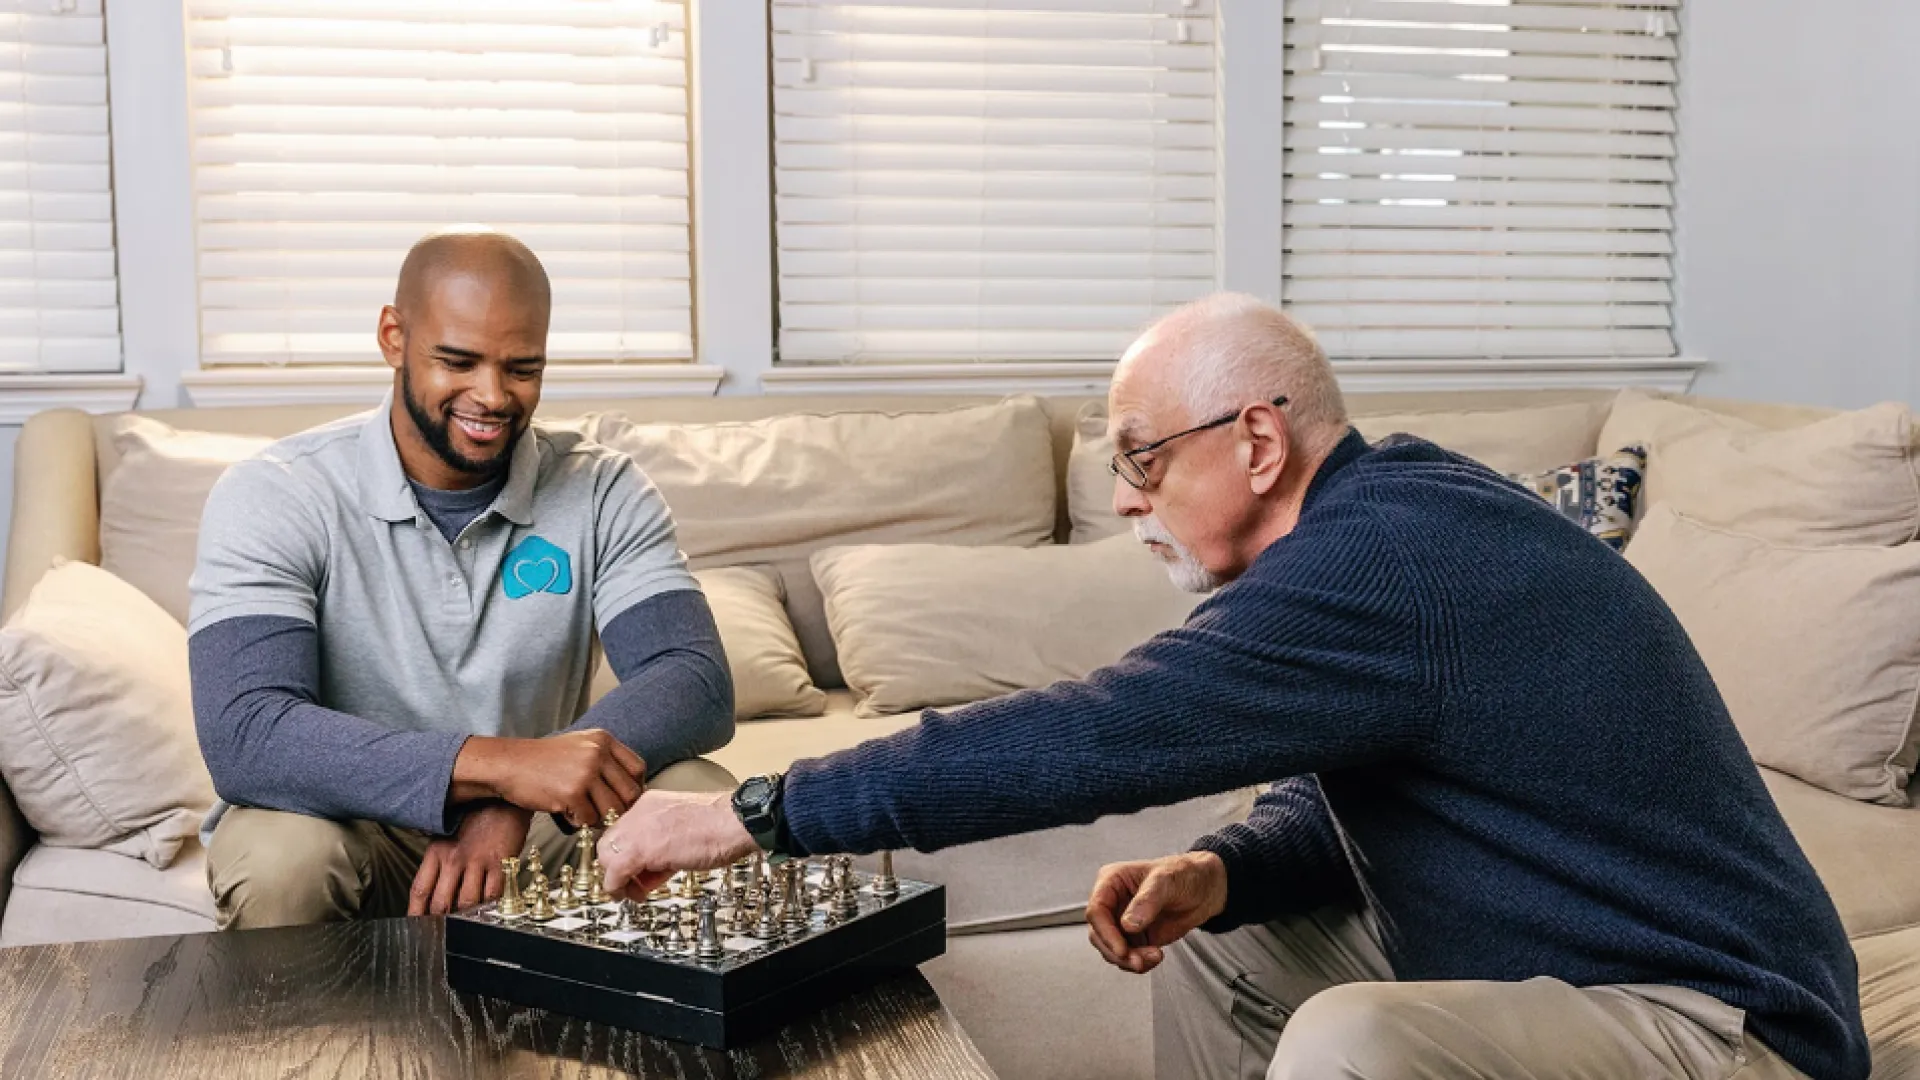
782, 862, 810, 935
695, 895, 725, 962
873, 850, 900, 900
640, 904, 662, 949
755, 879, 781, 938
830, 855, 860, 920
727, 887, 752, 935
617, 899, 638, 931
662, 907, 688, 953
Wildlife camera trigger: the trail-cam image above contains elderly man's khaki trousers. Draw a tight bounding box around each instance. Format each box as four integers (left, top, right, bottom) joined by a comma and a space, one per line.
209, 758, 736, 930
1151, 907, 1811, 1080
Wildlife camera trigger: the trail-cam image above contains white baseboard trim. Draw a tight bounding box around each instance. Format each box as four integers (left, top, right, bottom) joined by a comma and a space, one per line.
180, 364, 726, 407
760, 357, 1705, 397
0, 374, 145, 424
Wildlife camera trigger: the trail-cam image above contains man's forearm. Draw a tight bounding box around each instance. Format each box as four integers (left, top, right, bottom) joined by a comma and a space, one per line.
1190, 775, 1361, 932
190, 616, 467, 834
574, 590, 735, 774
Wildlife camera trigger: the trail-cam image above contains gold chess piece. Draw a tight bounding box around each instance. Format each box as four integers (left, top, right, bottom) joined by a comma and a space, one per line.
572, 825, 598, 903
556, 865, 577, 910
586, 856, 611, 906
496, 856, 526, 918
674, 869, 703, 901
603, 808, 621, 828
525, 866, 556, 921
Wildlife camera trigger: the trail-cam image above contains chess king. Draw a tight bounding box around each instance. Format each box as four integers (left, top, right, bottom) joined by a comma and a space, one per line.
188, 227, 736, 930
597, 296, 1869, 1080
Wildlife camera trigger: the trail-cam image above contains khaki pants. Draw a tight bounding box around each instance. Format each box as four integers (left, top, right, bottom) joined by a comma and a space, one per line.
1151, 907, 1810, 1080
208, 758, 737, 930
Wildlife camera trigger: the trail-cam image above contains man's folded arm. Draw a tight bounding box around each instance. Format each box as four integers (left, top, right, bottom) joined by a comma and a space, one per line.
190, 615, 467, 834
569, 588, 735, 776
1191, 775, 1362, 932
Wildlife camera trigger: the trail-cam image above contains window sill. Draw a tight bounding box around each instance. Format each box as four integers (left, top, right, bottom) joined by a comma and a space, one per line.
179, 364, 725, 407
759, 357, 1705, 396
0, 374, 144, 425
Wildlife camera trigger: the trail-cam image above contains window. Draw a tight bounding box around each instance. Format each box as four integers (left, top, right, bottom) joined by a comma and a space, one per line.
182, 0, 693, 367
769, 0, 1218, 364
1282, 0, 1680, 359
0, 1, 117, 373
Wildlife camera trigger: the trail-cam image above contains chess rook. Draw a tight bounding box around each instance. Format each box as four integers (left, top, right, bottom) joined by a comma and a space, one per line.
496, 856, 525, 918
873, 851, 900, 900
695, 895, 725, 962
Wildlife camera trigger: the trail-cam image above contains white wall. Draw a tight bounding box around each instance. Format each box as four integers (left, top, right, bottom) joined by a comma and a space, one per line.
1674, 0, 1920, 409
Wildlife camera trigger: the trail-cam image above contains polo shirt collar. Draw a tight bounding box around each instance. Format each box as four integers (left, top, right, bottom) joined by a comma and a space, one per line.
356, 392, 539, 527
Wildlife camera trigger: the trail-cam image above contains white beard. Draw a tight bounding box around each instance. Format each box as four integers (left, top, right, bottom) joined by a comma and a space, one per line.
1134, 516, 1222, 594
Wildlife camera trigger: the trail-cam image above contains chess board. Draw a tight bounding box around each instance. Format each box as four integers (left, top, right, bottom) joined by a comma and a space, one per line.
444, 858, 946, 1049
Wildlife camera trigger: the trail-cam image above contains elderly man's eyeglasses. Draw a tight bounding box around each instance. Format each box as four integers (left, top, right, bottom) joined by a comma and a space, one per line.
1107, 396, 1289, 492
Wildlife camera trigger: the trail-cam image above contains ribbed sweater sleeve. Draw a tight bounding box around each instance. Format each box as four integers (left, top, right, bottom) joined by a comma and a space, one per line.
1193, 774, 1360, 930
782, 495, 1438, 859
571, 588, 736, 775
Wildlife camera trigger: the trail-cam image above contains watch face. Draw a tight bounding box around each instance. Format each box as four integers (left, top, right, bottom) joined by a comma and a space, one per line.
735, 775, 774, 811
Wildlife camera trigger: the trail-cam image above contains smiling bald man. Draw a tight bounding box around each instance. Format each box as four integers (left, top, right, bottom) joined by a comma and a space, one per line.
187, 227, 736, 929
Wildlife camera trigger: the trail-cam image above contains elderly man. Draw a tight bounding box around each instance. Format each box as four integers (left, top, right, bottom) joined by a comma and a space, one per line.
189, 228, 735, 929
597, 294, 1867, 1080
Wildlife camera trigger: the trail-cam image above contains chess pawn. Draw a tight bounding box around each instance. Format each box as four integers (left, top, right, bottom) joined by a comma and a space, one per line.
555, 865, 577, 910
586, 856, 611, 906
525, 867, 556, 921
617, 900, 638, 931
694, 895, 725, 962
603, 808, 620, 828
873, 850, 900, 900
496, 856, 526, 918
662, 908, 689, 953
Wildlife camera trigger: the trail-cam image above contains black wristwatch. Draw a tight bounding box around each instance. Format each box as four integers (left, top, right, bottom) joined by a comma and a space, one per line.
732, 772, 790, 859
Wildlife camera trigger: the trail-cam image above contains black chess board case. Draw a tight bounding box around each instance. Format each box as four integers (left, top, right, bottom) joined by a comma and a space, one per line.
444, 869, 946, 1048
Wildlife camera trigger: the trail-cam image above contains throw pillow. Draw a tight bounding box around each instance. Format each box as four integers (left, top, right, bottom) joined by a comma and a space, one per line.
1600, 389, 1920, 545
1067, 402, 1128, 544
814, 533, 1203, 718
101, 417, 272, 624
1624, 507, 1920, 806
0, 560, 215, 867
581, 568, 829, 723
579, 399, 1058, 689
696, 567, 825, 721
1505, 446, 1648, 551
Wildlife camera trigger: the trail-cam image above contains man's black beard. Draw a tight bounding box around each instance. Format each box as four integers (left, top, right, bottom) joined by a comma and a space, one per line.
401, 364, 519, 481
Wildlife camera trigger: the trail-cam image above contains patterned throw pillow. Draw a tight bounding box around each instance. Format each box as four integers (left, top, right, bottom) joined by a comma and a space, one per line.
1506, 445, 1648, 550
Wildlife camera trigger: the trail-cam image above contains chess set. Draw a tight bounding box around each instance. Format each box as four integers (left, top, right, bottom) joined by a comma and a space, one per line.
444, 813, 946, 1048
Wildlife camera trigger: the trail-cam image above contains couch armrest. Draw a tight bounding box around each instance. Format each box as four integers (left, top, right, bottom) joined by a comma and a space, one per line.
3, 408, 101, 622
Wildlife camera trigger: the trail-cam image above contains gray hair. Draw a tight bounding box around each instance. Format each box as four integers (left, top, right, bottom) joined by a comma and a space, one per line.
1155, 293, 1348, 454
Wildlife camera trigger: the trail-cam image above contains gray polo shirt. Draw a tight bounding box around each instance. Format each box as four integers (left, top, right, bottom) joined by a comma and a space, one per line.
190, 398, 697, 746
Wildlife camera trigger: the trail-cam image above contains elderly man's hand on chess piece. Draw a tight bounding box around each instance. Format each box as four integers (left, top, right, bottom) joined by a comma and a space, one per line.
595, 789, 760, 899
1085, 851, 1229, 975
409, 802, 533, 916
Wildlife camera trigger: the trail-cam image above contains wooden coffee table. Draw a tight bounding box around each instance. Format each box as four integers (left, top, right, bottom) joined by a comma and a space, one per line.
0, 916, 997, 1078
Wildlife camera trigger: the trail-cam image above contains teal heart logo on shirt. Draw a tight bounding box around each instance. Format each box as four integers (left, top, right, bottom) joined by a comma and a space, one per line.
503, 535, 573, 599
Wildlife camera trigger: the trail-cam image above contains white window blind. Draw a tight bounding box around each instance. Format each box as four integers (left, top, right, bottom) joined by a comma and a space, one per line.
183, 1, 692, 367
1283, 0, 1680, 359
771, 0, 1218, 364
0, 0, 117, 372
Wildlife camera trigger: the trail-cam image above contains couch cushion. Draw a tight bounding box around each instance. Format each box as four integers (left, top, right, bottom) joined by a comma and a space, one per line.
1067, 402, 1128, 544
1765, 770, 1920, 940
708, 692, 1256, 933
814, 534, 1201, 717
1600, 389, 1920, 545
0, 561, 214, 868
1626, 508, 1920, 806
0, 840, 216, 947
585, 566, 826, 721
101, 416, 271, 623
581, 399, 1059, 688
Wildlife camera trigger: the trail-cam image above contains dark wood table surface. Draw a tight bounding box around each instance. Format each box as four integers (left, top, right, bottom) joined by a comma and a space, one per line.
0, 916, 997, 1079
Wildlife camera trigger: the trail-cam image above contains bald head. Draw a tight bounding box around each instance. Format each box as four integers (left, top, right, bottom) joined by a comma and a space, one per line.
394, 226, 551, 321
1115, 293, 1347, 457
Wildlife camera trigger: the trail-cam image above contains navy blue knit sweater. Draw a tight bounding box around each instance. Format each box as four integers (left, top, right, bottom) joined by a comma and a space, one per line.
784, 430, 1869, 1080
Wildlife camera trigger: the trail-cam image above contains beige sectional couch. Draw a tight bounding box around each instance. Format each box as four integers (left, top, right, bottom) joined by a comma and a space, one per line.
0, 387, 1918, 1079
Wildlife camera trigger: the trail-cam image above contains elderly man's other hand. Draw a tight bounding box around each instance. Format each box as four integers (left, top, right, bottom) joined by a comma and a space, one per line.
596, 789, 759, 899
1086, 851, 1229, 974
